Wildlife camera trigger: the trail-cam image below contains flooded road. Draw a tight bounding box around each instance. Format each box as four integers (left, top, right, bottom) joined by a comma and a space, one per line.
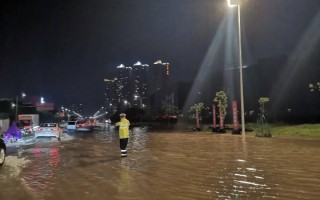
1, 128, 320, 200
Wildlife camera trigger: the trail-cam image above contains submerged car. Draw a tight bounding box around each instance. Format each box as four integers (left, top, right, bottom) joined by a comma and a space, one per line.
0, 137, 6, 166
35, 123, 63, 140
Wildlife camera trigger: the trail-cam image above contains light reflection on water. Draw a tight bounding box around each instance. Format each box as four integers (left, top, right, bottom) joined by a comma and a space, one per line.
0, 129, 320, 200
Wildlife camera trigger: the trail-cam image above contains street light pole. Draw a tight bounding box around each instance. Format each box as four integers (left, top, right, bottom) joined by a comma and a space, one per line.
237, 4, 245, 135
227, 0, 245, 135
15, 96, 18, 122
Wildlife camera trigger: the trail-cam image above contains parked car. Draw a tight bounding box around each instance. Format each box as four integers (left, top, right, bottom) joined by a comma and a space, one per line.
0, 137, 6, 166
66, 121, 77, 131
35, 123, 63, 140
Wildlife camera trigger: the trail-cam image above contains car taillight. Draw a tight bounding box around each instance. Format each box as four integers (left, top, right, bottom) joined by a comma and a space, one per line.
52, 128, 58, 131
36, 128, 42, 131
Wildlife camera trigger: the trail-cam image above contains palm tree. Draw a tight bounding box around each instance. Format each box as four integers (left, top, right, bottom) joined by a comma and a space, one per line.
214, 91, 228, 131
189, 103, 207, 131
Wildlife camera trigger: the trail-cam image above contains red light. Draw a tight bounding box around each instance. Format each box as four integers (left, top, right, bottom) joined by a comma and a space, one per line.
51, 128, 58, 131
34, 147, 41, 154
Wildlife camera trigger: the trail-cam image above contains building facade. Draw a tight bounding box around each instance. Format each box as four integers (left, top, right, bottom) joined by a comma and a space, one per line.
132, 63, 149, 108
149, 62, 171, 113
104, 78, 118, 112
104, 61, 172, 113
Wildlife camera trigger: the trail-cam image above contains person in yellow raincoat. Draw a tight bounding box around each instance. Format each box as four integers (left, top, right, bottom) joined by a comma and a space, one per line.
116, 113, 130, 157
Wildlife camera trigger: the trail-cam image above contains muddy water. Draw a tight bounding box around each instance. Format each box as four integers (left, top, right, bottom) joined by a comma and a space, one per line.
1, 128, 320, 200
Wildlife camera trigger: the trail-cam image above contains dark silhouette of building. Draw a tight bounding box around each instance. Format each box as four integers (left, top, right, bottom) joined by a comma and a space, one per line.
132, 62, 149, 109
104, 78, 118, 112
149, 61, 171, 113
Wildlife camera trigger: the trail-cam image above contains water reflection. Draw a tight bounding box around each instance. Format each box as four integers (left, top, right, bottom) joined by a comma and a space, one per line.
130, 127, 148, 151
228, 136, 275, 198
22, 146, 61, 199
0, 129, 319, 200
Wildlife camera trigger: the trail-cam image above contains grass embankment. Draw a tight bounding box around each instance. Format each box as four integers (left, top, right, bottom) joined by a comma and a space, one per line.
247, 123, 320, 137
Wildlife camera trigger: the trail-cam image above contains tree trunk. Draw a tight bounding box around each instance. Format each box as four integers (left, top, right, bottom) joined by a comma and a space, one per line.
213, 105, 216, 128
196, 111, 200, 129
219, 107, 224, 130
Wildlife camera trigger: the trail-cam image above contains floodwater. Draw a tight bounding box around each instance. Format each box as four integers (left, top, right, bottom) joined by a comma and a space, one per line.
1, 128, 320, 200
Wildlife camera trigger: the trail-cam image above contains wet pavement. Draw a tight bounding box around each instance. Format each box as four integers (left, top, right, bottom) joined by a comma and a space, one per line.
1, 128, 320, 200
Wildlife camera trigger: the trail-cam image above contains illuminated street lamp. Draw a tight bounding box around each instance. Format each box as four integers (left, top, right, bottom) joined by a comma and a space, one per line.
227, 0, 245, 135
227, 0, 238, 7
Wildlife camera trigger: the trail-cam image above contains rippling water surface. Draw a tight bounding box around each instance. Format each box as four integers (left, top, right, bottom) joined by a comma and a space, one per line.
1, 128, 320, 200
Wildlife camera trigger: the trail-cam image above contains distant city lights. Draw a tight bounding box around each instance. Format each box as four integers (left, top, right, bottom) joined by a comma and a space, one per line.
134, 61, 142, 66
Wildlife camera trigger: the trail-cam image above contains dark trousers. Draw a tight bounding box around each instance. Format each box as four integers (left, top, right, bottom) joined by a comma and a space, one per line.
120, 138, 128, 150
120, 138, 128, 156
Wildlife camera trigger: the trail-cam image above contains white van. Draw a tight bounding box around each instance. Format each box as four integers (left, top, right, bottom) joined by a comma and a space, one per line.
67, 121, 77, 130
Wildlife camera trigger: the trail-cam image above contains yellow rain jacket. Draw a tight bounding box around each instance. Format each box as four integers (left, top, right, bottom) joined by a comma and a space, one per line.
116, 118, 130, 139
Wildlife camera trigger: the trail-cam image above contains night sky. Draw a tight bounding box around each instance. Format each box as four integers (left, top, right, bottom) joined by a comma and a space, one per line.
0, 0, 319, 115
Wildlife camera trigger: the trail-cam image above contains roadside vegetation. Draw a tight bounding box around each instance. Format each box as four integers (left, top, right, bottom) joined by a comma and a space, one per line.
247, 123, 320, 137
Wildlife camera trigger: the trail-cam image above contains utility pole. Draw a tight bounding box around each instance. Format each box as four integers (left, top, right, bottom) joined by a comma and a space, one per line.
15, 96, 18, 122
